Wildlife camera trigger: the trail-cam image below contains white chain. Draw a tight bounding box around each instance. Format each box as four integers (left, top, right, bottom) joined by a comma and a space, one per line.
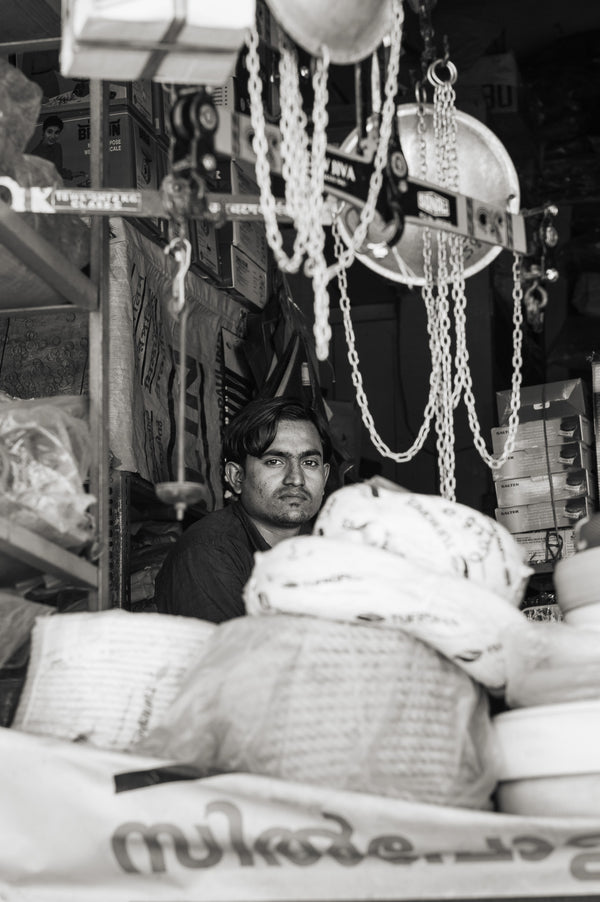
246, 29, 329, 277
335, 220, 440, 462
431, 230, 457, 500
451, 241, 524, 468
327, 0, 405, 277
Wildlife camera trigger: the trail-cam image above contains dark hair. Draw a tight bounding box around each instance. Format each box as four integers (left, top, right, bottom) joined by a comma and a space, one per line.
42, 115, 64, 132
224, 397, 332, 465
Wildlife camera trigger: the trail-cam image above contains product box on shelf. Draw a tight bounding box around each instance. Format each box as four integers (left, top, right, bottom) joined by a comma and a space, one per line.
191, 224, 269, 308
496, 378, 590, 426
514, 527, 576, 566
492, 441, 594, 481
495, 494, 595, 533
18, 52, 155, 130
42, 81, 154, 131
28, 109, 159, 191
189, 157, 270, 298
190, 218, 222, 280
225, 244, 269, 309
495, 467, 597, 508
491, 414, 594, 454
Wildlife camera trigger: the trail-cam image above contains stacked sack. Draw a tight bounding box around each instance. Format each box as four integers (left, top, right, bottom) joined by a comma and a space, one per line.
139, 483, 532, 810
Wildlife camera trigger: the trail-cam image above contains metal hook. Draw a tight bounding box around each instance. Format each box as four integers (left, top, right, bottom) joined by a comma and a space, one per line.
164, 235, 192, 316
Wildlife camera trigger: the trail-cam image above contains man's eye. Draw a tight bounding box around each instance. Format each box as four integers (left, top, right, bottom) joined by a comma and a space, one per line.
303, 459, 319, 468
264, 458, 283, 466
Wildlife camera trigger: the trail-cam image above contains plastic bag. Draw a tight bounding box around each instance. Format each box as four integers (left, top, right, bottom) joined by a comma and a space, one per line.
138, 614, 499, 810
0, 394, 94, 548
12, 609, 217, 751
244, 535, 527, 691
314, 482, 531, 607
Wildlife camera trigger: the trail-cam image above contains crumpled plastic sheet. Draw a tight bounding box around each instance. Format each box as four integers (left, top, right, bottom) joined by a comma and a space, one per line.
0, 394, 95, 549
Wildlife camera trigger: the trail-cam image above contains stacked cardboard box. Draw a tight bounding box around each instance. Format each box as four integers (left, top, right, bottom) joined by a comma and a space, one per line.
190, 158, 271, 309
492, 379, 598, 568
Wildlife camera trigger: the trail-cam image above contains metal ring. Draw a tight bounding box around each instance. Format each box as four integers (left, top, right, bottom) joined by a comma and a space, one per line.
427, 58, 458, 86
414, 80, 428, 106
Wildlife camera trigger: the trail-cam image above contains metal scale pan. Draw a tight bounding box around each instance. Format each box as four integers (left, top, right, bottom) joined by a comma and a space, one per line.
336, 103, 522, 285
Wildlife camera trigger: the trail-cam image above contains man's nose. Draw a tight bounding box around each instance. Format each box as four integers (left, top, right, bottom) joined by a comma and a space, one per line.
283, 460, 305, 485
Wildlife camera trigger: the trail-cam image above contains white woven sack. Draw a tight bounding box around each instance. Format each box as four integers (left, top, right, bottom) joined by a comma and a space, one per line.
315, 483, 531, 607
12, 609, 216, 751
244, 535, 527, 691
139, 614, 498, 809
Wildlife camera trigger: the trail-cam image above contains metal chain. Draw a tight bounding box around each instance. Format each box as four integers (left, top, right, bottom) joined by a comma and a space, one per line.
334, 220, 439, 462
246, 27, 330, 276
451, 243, 524, 469
432, 230, 457, 500
327, 0, 405, 277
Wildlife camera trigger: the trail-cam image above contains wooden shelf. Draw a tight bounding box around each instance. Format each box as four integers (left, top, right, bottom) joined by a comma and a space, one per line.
0, 516, 97, 588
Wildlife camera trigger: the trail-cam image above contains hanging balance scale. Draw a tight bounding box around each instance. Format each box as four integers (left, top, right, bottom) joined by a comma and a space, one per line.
335, 102, 522, 285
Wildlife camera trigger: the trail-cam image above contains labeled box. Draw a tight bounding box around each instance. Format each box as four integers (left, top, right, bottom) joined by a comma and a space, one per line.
492, 415, 594, 454
495, 467, 597, 508
514, 527, 576, 566
190, 218, 222, 280
226, 245, 269, 309
492, 441, 594, 481
497, 378, 590, 426
495, 495, 595, 533
19, 51, 155, 129
28, 109, 159, 191
41, 81, 154, 130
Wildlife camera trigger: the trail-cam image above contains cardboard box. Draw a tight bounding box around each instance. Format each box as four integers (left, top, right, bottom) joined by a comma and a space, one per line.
18, 52, 154, 129
496, 378, 590, 426
226, 245, 269, 309
28, 109, 159, 191
492, 414, 594, 454
495, 495, 595, 533
41, 80, 154, 130
492, 441, 594, 481
190, 218, 222, 280
61, 0, 252, 84
514, 527, 576, 565
495, 467, 597, 508
190, 159, 269, 285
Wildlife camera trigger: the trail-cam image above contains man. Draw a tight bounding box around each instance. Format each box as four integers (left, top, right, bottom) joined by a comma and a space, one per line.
30, 115, 73, 180
154, 396, 331, 622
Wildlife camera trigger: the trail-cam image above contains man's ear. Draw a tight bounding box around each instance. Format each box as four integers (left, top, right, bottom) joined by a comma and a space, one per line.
323, 462, 331, 484
224, 461, 245, 495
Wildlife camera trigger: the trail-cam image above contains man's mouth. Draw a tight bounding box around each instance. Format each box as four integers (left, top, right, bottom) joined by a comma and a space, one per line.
279, 491, 310, 501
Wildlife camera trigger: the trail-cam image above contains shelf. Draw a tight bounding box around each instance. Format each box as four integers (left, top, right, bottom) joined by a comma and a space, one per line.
0, 198, 97, 311
0, 516, 97, 588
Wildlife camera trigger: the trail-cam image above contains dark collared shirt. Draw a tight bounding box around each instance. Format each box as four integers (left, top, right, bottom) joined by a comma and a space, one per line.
153, 502, 271, 623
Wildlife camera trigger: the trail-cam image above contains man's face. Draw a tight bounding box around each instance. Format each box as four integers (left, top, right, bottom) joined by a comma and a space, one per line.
234, 419, 329, 531
43, 126, 61, 145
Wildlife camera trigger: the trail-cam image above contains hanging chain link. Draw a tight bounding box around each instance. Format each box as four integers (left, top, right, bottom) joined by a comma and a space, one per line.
246, 28, 329, 276
335, 220, 440, 462
327, 0, 405, 278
